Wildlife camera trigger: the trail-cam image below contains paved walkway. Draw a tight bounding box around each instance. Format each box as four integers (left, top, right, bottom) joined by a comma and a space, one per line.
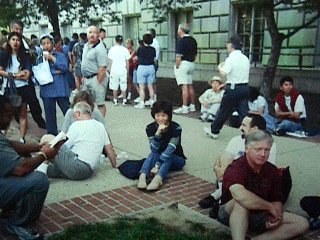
1, 101, 319, 239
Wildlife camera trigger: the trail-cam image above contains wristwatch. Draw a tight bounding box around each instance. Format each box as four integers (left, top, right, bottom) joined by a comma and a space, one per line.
12, 73, 16, 78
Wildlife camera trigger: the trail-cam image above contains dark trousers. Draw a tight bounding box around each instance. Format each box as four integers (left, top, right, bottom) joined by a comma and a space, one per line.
0, 172, 49, 226
300, 196, 320, 218
211, 84, 249, 134
28, 83, 46, 129
42, 97, 70, 135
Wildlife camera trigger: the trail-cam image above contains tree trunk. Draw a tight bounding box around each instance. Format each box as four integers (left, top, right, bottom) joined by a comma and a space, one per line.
260, 3, 284, 100
47, 0, 61, 37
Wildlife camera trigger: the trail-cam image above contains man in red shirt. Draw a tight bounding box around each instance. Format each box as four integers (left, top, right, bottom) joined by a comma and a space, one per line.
219, 130, 308, 240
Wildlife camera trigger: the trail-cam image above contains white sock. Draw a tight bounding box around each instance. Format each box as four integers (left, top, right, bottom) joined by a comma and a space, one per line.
211, 181, 223, 200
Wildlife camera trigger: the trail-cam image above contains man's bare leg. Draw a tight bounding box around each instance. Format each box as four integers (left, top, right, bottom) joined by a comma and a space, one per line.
253, 212, 308, 240
188, 84, 195, 105
98, 104, 106, 117
181, 84, 189, 106
226, 201, 249, 240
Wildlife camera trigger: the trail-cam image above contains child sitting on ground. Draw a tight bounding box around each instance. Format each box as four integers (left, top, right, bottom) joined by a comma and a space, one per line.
198, 76, 225, 122
138, 101, 186, 191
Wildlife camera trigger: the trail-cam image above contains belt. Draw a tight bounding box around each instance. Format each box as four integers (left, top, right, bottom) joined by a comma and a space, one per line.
226, 83, 247, 86
84, 73, 97, 79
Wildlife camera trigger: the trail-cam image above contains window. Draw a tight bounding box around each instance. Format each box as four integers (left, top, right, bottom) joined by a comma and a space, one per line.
235, 5, 265, 63
167, 11, 193, 62
124, 16, 141, 47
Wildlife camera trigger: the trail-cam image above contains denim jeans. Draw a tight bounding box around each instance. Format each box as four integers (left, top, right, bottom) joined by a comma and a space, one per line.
42, 97, 70, 135
277, 119, 303, 133
211, 84, 249, 134
0, 171, 49, 226
140, 152, 185, 179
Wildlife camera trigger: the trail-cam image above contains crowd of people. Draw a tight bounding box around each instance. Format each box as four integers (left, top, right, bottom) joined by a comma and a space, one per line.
0, 19, 317, 240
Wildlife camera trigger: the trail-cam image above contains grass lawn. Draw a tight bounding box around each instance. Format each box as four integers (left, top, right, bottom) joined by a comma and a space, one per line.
48, 217, 229, 240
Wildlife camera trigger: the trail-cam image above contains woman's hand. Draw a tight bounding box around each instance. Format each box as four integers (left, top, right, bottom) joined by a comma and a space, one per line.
156, 124, 168, 136
44, 53, 56, 63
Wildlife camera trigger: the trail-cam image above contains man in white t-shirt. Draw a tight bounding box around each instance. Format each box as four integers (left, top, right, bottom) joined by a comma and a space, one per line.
274, 76, 307, 138
199, 114, 277, 217
47, 102, 117, 180
108, 35, 131, 105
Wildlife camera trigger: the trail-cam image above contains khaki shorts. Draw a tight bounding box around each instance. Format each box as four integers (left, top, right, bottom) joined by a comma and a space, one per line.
174, 60, 195, 85
82, 75, 108, 106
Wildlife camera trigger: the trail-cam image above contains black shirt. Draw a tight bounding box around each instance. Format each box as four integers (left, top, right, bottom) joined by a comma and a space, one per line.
137, 46, 156, 65
176, 36, 197, 62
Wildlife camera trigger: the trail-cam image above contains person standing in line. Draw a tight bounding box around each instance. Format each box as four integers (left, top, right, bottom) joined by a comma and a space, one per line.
38, 34, 70, 135
68, 33, 79, 65
72, 32, 87, 91
204, 35, 250, 139
108, 35, 131, 106
134, 33, 156, 109
0, 32, 31, 143
81, 26, 108, 117
9, 19, 46, 130
125, 38, 139, 101
173, 23, 197, 114
145, 28, 160, 106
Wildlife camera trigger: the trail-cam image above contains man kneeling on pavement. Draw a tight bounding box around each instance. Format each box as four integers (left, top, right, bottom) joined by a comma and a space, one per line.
44, 101, 117, 180
219, 130, 308, 240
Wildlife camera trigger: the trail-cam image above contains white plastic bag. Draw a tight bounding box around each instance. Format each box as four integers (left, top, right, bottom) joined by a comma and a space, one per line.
32, 57, 54, 85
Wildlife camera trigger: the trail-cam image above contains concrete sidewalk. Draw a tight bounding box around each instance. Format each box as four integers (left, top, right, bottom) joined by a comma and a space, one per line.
17, 101, 318, 217
3, 100, 319, 239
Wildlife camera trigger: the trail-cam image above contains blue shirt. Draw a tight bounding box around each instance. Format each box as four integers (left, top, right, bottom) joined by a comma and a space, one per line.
39, 51, 70, 98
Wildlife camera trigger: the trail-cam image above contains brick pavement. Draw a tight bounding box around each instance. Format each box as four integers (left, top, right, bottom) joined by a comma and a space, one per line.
1, 172, 319, 239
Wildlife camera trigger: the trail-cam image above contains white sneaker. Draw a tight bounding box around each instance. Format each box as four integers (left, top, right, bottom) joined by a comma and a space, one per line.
173, 106, 189, 114
189, 104, 196, 112
122, 99, 127, 106
134, 102, 145, 109
127, 92, 132, 100
145, 99, 151, 106
203, 127, 218, 139
134, 97, 140, 103
286, 131, 307, 138
199, 113, 207, 122
113, 99, 118, 106
207, 114, 215, 122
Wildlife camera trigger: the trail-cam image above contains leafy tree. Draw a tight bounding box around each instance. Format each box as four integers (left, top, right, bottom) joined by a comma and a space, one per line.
256, 0, 320, 98
0, 0, 122, 36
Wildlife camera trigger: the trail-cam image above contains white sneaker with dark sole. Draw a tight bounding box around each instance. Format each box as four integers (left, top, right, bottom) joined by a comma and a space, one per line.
203, 127, 218, 139
173, 107, 189, 114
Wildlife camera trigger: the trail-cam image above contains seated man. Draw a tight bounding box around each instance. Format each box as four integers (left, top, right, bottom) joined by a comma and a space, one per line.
0, 96, 57, 240
218, 130, 308, 240
274, 76, 307, 137
47, 102, 117, 180
199, 114, 276, 217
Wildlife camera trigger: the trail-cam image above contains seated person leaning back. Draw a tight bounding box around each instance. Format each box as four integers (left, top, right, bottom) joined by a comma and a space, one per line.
60, 90, 116, 163
46, 101, 117, 180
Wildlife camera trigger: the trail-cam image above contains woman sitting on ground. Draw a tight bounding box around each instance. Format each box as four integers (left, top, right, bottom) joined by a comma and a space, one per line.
248, 86, 276, 133
138, 101, 186, 191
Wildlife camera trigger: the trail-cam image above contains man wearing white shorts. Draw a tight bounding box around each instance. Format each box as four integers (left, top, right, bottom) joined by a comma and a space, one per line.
108, 35, 131, 106
174, 23, 197, 114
